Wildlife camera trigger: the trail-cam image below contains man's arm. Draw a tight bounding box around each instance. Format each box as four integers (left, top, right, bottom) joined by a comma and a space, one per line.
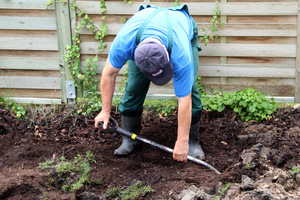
173, 93, 192, 162
94, 58, 120, 129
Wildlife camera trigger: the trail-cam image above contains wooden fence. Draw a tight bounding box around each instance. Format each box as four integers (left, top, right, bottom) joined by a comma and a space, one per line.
0, 0, 299, 104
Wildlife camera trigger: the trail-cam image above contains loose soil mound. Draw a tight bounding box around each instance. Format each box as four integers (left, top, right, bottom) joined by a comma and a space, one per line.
0, 106, 299, 199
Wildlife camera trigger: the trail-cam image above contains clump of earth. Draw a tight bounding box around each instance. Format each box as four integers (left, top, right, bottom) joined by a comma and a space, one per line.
0, 105, 299, 199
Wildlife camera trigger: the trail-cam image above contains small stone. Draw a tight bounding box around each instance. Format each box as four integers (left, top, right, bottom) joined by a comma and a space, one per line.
241, 175, 254, 190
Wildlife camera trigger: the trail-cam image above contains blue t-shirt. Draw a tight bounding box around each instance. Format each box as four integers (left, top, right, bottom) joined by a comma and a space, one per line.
108, 7, 195, 97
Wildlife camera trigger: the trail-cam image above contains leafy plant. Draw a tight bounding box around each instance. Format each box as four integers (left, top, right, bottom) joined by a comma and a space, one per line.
199, 1, 224, 45
107, 182, 153, 200
201, 87, 277, 122
0, 97, 25, 118
213, 182, 231, 200
174, 0, 181, 7
39, 151, 99, 192
144, 99, 177, 117
290, 165, 300, 178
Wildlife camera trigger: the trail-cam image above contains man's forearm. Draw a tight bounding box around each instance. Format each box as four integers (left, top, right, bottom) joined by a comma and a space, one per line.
100, 60, 120, 114
177, 94, 192, 142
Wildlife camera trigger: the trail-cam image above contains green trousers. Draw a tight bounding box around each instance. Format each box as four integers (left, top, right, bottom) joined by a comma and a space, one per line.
119, 18, 202, 123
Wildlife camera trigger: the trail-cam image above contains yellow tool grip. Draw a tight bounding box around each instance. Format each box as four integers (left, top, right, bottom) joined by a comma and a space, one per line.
131, 133, 137, 140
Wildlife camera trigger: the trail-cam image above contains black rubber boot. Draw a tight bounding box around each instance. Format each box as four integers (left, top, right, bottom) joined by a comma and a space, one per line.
188, 121, 205, 160
114, 115, 141, 157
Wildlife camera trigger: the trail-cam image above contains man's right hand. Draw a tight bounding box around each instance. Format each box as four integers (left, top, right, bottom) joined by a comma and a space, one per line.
94, 111, 110, 129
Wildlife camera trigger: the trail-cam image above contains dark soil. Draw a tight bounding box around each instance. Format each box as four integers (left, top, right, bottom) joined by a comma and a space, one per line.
0, 105, 299, 199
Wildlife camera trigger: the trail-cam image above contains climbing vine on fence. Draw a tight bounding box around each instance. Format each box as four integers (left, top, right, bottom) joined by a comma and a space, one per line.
199, 1, 224, 45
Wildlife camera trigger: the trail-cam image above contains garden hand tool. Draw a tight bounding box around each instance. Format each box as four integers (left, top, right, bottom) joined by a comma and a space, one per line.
99, 117, 221, 175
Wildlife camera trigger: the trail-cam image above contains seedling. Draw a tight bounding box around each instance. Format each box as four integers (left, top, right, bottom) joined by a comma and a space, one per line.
39, 151, 99, 192
290, 165, 300, 178
107, 182, 153, 200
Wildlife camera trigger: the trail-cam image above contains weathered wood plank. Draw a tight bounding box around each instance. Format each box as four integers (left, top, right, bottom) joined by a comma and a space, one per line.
6, 97, 61, 105
82, 60, 295, 78
295, 0, 300, 102
80, 42, 296, 58
0, 16, 56, 30
0, 37, 58, 51
0, 0, 53, 10
78, 23, 297, 37
199, 64, 295, 78
76, 1, 297, 16
0, 57, 59, 70
199, 24, 297, 37
55, 1, 73, 103
0, 76, 61, 89
201, 44, 296, 57
0, 88, 61, 98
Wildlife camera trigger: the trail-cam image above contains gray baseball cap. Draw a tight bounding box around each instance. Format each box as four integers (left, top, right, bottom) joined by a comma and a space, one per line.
134, 39, 173, 86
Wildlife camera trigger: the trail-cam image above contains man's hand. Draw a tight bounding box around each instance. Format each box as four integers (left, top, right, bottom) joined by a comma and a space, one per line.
94, 111, 110, 129
173, 139, 189, 162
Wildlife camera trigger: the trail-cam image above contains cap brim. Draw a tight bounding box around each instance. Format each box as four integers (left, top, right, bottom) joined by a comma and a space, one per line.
144, 62, 173, 86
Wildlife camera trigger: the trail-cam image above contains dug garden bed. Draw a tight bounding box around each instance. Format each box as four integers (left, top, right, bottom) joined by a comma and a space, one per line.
0, 105, 299, 200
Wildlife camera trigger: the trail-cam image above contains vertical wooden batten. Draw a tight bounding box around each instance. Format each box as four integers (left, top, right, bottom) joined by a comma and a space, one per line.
220, 0, 227, 89
55, 1, 73, 103
295, 0, 300, 103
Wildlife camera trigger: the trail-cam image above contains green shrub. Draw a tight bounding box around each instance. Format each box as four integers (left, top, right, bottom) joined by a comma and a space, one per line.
0, 97, 26, 118
107, 182, 153, 200
202, 87, 277, 122
39, 151, 98, 192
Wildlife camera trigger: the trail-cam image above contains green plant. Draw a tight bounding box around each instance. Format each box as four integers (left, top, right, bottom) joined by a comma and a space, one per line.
245, 163, 255, 168
202, 87, 277, 122
123, 0, 134, 5
112, 66, 128, 112
39, 151, 98, 192
144, 99, 177, 117
290, 165, 300, 178
0, 97, 26, 118
107, 187, 120, 198
213, 182, 231, 200
199, 1, 224, 45
108, 182, 153, 200
174, 0, 181, 7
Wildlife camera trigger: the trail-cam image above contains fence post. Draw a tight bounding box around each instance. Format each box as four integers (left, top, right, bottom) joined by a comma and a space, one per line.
219, 0, 227, 90
55, 0, 74, 103
296, 0, 300, 103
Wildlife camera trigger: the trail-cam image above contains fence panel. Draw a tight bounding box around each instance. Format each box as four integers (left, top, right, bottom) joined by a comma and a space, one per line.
75, 0, 299, 102
0, 0, 62, 104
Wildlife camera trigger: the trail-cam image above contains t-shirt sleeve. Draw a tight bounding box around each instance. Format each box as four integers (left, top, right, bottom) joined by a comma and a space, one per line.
108, 27, 137, 69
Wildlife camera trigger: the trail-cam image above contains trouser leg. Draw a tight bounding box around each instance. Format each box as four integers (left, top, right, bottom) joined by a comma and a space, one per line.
115, 60, 150, 156
189, 17, 205, 159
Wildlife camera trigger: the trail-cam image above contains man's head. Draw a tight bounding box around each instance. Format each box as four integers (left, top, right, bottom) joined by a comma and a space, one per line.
134, 38, 173, 86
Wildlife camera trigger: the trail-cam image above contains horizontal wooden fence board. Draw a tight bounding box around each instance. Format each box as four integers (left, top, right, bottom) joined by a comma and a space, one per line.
76, 1, 297, 16
0, 16, 57, 30
0, 37, 58, 51
198, 64, 296, 78
0, 76, 61, 89
199, 24, 297, 37
79, 23, 297, 37
114, 75, 294, 97
80, 42, 296, 57
0, 0, 53, 10
0, 88, 61, 98
82, 60, 295, 78
201, 44, 296, 57
7, 97, 61, 104
0, 57, 59, 70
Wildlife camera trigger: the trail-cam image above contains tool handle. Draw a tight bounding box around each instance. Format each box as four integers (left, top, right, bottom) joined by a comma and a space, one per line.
98, 117, 221, 175
98, 117, 119, 133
